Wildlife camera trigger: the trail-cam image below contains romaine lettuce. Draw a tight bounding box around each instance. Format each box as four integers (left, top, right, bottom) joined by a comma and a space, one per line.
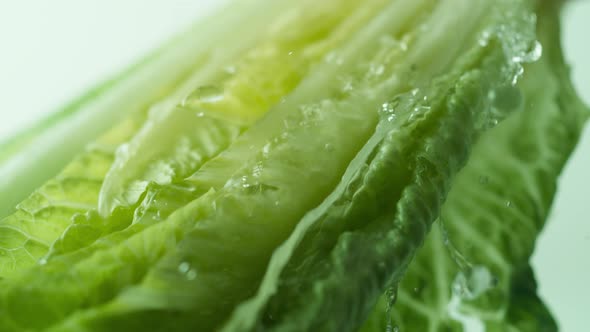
362, 2, 588, 331
0, 0, 586, 331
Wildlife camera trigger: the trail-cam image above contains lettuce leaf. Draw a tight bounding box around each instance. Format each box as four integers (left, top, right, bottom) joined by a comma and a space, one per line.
0, 2, 320, 277
223, 0, 548, 331
0, 0, 252, 218
0, 0, 585, 331
45, 0, 394, 262
362, 2, 589, 331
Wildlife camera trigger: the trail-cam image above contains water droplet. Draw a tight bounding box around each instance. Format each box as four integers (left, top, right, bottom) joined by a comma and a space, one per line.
178, 262, 191, 274
384, 286, 398, 332
452, 265, 497, 301
447, 264, 496, 331
182, 85, 224, 106
505, 201, 512, 208
380, 97, 402, 121
447, 292, 485, 332
186, 270, 197, 280
370, 64, 385, 77
262, 143, 271, 158
252, 162, 264, 178
178, 261, 198, 280
380, 102, 398, 122
324, 143, 334, 152
511, 40, 542, 64
38, 258, 47, 265
478, 30, 492, 47
381, 103, 393, 113
511, 65, 525, 86
341, 78, 354, 93
386, 286, 398, 304
288, 51, 294, 56
240, 175, 250, 189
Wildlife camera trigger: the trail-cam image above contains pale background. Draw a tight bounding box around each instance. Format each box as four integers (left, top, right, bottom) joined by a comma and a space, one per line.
0, 1, 588, 330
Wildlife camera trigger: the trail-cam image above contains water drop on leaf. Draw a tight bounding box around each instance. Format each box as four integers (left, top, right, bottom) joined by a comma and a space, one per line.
182, 85, 224, 106
178, 262, 191, 274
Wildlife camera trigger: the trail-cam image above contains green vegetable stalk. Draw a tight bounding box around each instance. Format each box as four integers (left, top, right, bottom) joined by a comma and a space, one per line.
0, 0, 586, 331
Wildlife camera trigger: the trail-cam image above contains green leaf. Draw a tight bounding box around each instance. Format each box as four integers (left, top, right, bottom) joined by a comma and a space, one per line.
361, 2, 589, 331
0, 1, 584, 331
0, 0, 254, 217
45, 0, 393, 260
0, 115, 144, 276
0, 0, 307, 277
223, 1, 543, 331
96, 0, 391, 217
0, 0, 408, 330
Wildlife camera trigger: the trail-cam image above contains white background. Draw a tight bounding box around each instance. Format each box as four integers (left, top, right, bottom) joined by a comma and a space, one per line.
0, 1, 588, 331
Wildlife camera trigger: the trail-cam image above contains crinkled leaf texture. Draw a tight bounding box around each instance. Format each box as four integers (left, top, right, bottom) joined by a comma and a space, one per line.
0, 0, 586, 331
223, 1, 558, 331
362, 2, 589, 332
0, 0, 304, 276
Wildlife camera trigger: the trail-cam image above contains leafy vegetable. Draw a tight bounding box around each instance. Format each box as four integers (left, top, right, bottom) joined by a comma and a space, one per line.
0, 0, 586, 331
0, 0, 377, 274
361, 2, 589, 331
45, 0, 395, 263
0, 5, 215, 217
